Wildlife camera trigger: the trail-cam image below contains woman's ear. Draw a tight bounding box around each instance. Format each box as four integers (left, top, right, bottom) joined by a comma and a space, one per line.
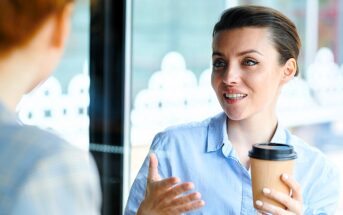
281, 58, 297, 84
50, 3, 74, 49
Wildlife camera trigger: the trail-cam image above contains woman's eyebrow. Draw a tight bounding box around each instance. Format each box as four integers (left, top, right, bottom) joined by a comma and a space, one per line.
212, 49, 263, 57
212, 51, 224, 57
237, 49, 263, 56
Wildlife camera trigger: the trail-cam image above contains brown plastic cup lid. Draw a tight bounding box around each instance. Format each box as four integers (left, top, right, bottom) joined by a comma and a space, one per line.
248, 143, 297, 161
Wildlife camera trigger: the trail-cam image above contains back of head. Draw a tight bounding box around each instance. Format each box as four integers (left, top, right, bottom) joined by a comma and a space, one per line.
0, 0, 74, 55
213, 5, 301, 76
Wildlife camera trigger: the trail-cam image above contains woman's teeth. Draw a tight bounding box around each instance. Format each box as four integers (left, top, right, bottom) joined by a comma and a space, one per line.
224, 93, 247, 99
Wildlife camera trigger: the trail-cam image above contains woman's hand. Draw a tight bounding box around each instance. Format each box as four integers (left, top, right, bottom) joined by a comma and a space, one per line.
137, 153, 205, 215
255, 173, 303, 215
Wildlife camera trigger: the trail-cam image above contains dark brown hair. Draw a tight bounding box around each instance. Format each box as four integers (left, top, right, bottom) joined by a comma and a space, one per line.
213, 5, 301, 76
0, 0, 74, 54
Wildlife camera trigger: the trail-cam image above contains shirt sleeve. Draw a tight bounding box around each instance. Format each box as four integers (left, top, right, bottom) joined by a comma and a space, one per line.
303, 160, 341, 215
124, 156, 149, 215
124, 132, 169, 215
11, 149, 101, 215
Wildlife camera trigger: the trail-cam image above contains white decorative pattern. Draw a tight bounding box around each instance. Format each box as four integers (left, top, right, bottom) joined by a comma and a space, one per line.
306, 47, 343, 106
130, 52, 221, 147
17, 72, 90, 151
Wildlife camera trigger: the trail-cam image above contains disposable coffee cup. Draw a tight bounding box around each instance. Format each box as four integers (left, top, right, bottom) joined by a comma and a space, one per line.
249, 143, 297, 209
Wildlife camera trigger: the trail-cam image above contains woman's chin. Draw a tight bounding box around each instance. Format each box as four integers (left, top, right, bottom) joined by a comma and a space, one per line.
225, 112, 246, 121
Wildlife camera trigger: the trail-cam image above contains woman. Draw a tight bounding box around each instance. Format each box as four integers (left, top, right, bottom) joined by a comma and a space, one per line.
0, 0, 101, 214
125, 5, 340, 215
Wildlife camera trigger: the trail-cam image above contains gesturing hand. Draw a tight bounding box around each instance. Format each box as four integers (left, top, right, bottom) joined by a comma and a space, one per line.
137, 153, 205, 215
255, 174, 303, 215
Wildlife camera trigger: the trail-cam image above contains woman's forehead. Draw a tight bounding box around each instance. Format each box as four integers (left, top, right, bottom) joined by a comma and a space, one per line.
213, 27, 271, 41
212, 27, 275, 51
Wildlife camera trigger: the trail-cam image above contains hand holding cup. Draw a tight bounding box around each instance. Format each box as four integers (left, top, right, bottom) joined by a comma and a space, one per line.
255, 173, 303, 215
249, 143, 303, 214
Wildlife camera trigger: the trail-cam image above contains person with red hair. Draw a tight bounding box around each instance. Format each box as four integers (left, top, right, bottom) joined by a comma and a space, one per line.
0, 1, 101, 214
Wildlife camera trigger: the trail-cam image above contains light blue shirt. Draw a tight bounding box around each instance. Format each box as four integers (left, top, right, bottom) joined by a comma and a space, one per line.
125, 112, 340, 215
0, 102, 101, 215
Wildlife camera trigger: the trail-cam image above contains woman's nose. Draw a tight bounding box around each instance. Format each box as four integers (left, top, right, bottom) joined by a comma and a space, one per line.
222, 65, 240, 85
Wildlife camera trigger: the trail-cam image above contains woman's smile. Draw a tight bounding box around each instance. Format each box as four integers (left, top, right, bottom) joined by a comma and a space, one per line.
223, 90, 248, 104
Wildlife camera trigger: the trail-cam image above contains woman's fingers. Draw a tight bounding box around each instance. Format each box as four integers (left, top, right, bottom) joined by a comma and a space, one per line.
147, 153, 160, 182
169, 191, 202, 206
255, 200, 294, 215
142, 153, 205, 214
171, 199, 205, 213
162, 182, 194, 201
153, 177, 180, 190
281, 174, 302, 202
259, 176, 303, 214
261, 187, 299, 212
157, 186, 204, 213
257, 174, 303, 214
154, 181, 204, 212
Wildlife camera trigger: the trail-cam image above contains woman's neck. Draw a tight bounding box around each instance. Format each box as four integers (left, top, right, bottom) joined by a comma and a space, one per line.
227, 113, 278, 169
0, 52, 37, 111
228, 116, 278, 145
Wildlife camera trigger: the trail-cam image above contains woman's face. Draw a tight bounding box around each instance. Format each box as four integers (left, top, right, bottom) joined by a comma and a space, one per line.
211, 27, 288, 121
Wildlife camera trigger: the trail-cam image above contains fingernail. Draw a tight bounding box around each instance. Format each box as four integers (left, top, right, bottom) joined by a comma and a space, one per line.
256, 200, 263, 206
194, 192, 201, 199
173, 177, 180, 183
186, 182, 194, 189
262, 188, 271, 194
282, 173, 289, 180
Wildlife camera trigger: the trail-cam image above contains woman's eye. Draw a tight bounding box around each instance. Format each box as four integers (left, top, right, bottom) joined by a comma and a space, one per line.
212, 60, 226, 69
242, 59, 258, 66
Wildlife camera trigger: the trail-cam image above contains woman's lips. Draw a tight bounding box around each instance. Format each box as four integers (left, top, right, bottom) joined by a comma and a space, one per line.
223, 93, 247, 104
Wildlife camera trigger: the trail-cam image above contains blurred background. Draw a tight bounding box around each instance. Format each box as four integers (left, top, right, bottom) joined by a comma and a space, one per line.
16, 0, 343, 214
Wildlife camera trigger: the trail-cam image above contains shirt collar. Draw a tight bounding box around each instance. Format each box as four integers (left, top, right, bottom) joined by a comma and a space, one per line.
206, 112, 227, 152
270, 122, 287, 144
206, 112, 235, 157
206, 112, 289, 154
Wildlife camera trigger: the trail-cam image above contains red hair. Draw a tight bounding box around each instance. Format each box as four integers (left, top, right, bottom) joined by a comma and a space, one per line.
0, 0, 74, 54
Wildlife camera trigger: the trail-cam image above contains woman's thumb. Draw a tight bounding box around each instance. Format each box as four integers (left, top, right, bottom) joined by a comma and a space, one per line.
147, 152, 160, 182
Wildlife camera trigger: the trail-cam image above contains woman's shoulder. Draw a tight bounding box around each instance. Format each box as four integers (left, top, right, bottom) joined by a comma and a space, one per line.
0, 123, 70, 158
0, 123, 91, 181
0, 124, 97, 207
286, 132, 340, 213
15, 124, 74, 154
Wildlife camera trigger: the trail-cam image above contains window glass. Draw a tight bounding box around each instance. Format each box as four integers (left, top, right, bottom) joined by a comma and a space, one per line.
130, 0, 227, 183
